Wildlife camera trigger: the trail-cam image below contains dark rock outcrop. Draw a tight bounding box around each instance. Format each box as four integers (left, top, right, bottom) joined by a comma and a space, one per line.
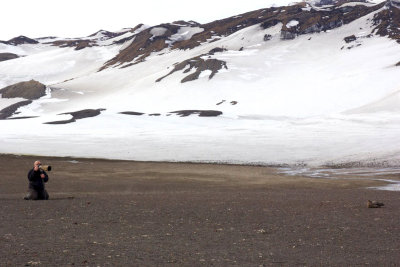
101, 23, 183, 70
344, 35, 357, 43
49, 39, 97, 50
44, 109, 105, 124
0, 100, 32, 120
100, 1, 384, 70
372, 2, 400, 42
263, 34, 272, 41
0, 53, 19, 62
169, 110, 223, 117
88, 30, 127, 39
281, 31, 297, 40
120, 111, 145, 116
0, 80, 46, 100
156, 48, 228, 83
0, 35, 39, 45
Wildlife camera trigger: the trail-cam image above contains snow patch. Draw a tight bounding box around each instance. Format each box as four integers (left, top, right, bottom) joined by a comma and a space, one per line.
150, 27, 168, 39
166, 27, 204, 46
286, 20, 299, 28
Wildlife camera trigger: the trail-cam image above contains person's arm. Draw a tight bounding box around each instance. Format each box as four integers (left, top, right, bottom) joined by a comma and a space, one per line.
42, 171, 49, 183
27, 169, 36, 181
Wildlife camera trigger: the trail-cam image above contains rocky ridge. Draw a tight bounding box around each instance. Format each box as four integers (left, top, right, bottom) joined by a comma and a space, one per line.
100, 0, 386, 72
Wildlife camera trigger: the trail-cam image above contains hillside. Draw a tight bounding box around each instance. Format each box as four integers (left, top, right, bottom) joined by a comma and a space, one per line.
1, 0, 400, 166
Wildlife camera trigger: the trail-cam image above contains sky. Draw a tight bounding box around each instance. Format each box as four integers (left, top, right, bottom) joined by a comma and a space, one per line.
0, 0, 299, 40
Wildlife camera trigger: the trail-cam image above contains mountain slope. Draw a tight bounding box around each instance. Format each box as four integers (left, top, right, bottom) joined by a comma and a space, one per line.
0, 0, 400, 166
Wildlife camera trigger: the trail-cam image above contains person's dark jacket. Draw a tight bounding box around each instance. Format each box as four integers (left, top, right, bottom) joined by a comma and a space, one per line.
27, 168, 49, 191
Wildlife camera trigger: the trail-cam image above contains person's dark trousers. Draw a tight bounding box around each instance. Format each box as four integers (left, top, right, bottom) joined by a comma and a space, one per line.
24, 189, 49, 200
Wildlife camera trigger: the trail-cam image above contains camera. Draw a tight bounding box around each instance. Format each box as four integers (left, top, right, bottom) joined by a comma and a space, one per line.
39, 165, 52, 172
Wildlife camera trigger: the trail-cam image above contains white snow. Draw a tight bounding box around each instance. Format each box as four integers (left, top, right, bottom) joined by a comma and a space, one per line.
167, 26, 204, 46
286, 20, 299, 28
150, 27, 167, 38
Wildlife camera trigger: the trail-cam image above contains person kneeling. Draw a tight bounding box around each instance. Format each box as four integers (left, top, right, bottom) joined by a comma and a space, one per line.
24, 160, 49, 200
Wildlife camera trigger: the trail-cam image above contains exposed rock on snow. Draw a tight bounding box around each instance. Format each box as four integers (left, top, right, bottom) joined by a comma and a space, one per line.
101, 1, 383, 69
120, 111, 145, 116
88, 29, 128, 40
156, 48, 228, 83
49, 39, 97, 50
0, 53, 19, 62
0, 80, 47, 119
101, 23, 183, 69
372, 2, 400, 42
45, 109, 105, 124
263, 34, 272, 41
0, 100, 32, 120
169, 110, 223, 117
344, 34, 357, 43
0, 35, 38, 45
391, 0, 400, 8
0, 80, 46, 100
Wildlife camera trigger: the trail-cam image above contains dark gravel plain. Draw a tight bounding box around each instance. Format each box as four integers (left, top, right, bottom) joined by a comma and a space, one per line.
1, 154, 399, 266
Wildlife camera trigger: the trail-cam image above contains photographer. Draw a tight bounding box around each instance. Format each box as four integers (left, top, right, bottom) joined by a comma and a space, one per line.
24, 160, 49, 200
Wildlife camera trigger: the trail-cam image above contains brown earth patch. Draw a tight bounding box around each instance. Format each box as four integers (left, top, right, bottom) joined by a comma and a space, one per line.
0, 80, 46, 100
101, 24, 182, 70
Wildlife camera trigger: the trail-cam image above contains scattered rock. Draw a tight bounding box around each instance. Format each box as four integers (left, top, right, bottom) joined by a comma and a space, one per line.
344, 35, 357, 43
148, 113, 161, 116
281, 31, 296, 40
216, 100, 226, 105
230, 101, 238, 105
367, 200, 384, 208
263, 34, 272, 41
208, 47, 227, 55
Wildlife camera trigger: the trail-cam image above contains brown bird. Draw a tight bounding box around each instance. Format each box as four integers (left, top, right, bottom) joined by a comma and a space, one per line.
367, 200, 385, 208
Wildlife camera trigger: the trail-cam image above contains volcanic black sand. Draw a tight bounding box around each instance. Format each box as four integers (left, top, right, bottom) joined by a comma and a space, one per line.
1, 154, 399, 266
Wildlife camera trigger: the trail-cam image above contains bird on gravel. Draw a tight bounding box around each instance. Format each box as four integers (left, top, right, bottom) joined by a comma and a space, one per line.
367, 200, 385, 208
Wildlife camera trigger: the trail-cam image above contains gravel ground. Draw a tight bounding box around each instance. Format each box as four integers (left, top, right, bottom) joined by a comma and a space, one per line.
1, 154, 399, 266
